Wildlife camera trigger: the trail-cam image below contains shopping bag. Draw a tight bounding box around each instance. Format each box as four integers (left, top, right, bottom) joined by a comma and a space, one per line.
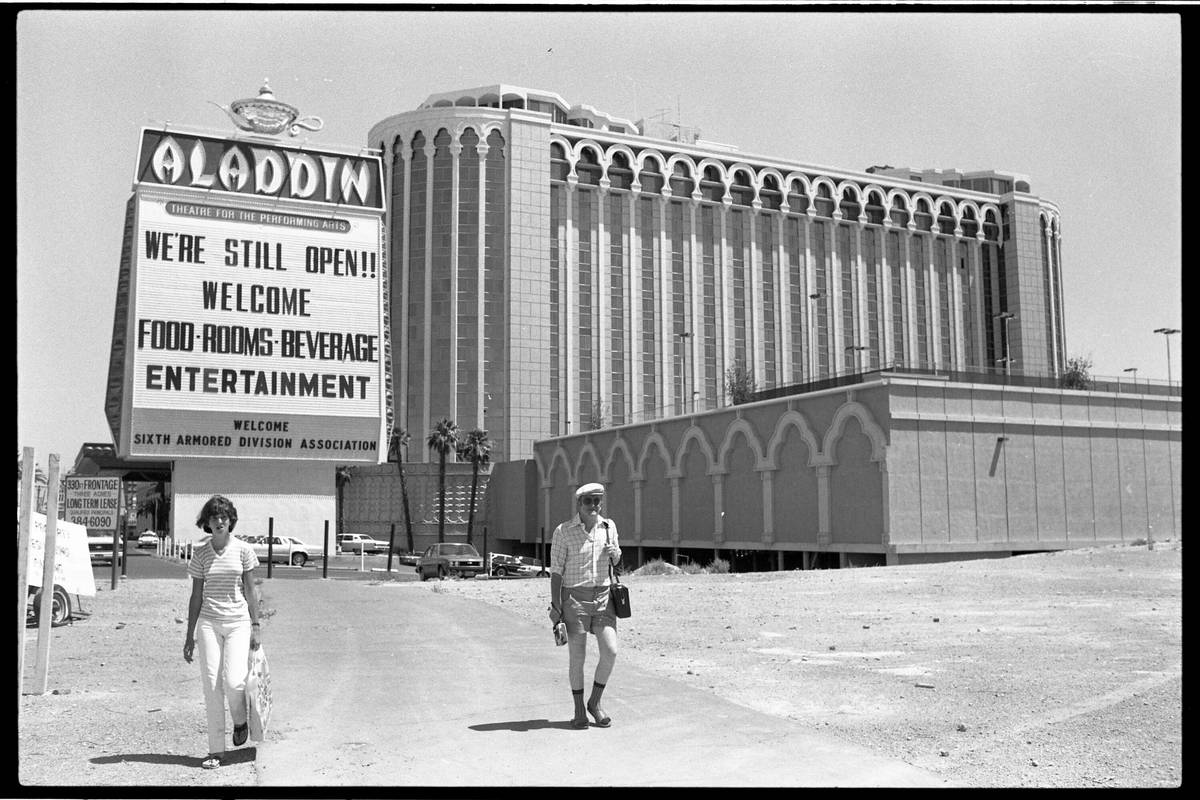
245, 645, 272, 742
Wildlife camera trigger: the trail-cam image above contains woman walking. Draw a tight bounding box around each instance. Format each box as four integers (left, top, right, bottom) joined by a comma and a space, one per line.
183, 495, 261, 769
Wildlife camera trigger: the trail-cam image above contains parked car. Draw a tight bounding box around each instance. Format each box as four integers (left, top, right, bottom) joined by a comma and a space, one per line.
87, 531, 124, 564
490, 554, 542, 578
137, 531, 160, 549
242, 534, 318, 567
417, 542, 484, 580
337, 533, 389, 554
393, 550, 420, 566
520, 556, 549, 577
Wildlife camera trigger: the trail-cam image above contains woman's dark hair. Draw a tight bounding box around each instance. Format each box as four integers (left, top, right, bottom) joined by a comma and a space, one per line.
195, 494, 239, 533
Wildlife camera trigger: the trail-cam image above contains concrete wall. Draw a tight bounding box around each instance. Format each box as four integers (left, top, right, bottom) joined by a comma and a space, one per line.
886, 378, 1181, 559
523, 375, 1180, 567
338, 461, 491, 552
171, 459, 335, 546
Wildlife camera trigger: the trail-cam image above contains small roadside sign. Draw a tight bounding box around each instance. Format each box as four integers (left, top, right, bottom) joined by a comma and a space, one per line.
62, 476, 121, 531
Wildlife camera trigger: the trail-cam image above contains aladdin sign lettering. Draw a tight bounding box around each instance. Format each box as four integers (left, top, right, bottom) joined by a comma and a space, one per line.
134, 130, 383, 210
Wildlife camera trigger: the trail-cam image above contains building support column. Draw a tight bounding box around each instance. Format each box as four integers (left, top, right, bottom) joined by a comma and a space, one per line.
564, 177, 578, 433
598, 183, 611, 420
712, 474, 725, 544
475, 143, 489, 430
447, 141, 461, 423
881, 224, 895, 367
397, 146, 412, 432
629, 190, 643, 420
816, 464, 831, 547
761, 470, 774, 545
749, 205, 765, 384
777, 208, 793, 385
803, 214, 817, 381
421, 143, 436, 455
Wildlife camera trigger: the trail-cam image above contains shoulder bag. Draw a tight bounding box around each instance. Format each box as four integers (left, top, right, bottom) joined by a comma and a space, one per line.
604, 522, 631, 618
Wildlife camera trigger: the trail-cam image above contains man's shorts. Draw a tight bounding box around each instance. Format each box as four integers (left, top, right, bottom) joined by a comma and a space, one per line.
562, 585, 617, 636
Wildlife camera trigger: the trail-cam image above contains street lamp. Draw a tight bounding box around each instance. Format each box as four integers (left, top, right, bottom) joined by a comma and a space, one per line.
1153, 327, 1180, 388
1122, 367, 1137, 393
845, 344, 867, 374
995, 312, 1017, 378
676, 331, 693, 414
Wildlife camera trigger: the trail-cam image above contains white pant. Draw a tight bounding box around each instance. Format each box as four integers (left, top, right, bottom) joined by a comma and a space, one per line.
195, 617, 251, 754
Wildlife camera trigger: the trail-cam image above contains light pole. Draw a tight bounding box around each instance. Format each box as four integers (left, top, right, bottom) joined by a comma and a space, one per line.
1153, 327, 1180, 388
845, 344, 867, 375
676, 331, 693, 414
1152, 328, 1180, 546
1122, 367, 1137, 393
995, 312, 1017, 378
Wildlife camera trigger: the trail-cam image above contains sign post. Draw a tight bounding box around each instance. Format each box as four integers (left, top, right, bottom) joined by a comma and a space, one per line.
18, 448, 36, 700
33, 454, 62, 694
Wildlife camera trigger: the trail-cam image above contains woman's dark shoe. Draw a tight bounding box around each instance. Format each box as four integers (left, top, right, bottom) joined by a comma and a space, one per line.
233, 723, 248, 746
571, 714, 590, 729
586, 702, 612, 728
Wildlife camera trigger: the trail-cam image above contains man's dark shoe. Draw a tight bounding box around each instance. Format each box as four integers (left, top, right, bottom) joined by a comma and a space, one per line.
587, 702, 611, 727
233, 723, 248, 746
571, 715, 589, 729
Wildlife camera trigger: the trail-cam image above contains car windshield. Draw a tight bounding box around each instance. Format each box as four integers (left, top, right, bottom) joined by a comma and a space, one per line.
441, 544, 479, 556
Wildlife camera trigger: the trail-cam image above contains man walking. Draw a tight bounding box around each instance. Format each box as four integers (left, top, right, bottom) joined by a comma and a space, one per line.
549, 482, 622, 729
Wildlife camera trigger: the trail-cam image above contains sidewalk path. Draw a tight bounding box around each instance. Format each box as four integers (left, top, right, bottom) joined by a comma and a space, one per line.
254, 578, 951, 787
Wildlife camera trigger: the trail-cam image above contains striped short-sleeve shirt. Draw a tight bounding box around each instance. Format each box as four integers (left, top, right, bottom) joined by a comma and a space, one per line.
187, 537, 259, 622
550, 516, 621, 588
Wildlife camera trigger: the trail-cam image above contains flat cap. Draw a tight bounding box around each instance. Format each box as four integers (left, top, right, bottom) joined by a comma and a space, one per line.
575, 482, 605, 498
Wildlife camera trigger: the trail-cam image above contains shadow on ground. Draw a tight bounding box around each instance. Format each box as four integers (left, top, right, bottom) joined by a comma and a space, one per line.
469, 718, 581, 732
91, 747, 257, 767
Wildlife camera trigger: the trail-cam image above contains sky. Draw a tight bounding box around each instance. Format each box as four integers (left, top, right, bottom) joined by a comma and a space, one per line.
16, 7, 1183, 473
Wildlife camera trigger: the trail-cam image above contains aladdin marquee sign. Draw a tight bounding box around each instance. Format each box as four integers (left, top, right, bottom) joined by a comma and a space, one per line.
106, 125, 391, 462
135, 129, 383, 209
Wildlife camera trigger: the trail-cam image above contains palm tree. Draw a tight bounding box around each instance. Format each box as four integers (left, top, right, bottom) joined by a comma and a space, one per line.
388, 428, 416, 554
457, 429, 493, 548
426, 418, 459, 543
136, 481, 170, 533
335, 466, 353, 539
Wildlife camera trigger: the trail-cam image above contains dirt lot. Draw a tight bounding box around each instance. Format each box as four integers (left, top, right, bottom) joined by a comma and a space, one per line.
18, 540, 1181, 788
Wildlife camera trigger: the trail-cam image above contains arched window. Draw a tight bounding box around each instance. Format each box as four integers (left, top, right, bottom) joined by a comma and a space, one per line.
865, 190, 886, 225
576, 147, 602, 186
730, 168, 755, 207
760, 174, 783, 211
937, 202, 957, 235
960, 206, 979, 239
912, 199, 934, 232
700, 165, 724, 203
812, 182, 836, 218
550, 142, 569, 182
838, 187, 862, 222
639, 156, 664, 194
787, 180, 809, 214
609, 152, 634, 190
669, 161, 695, 197
889, 195, 909, 227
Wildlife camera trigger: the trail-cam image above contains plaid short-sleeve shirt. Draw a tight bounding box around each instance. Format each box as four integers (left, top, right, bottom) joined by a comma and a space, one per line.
550, 515, 621, 588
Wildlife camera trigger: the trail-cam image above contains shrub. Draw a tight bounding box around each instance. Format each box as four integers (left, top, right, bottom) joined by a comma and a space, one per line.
704, 557, 731, 574
679, 561, 704, 574
633, 558, 681, 576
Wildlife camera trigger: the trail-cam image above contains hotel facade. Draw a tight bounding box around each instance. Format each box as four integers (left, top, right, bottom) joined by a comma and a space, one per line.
340, 85, 1180, 566
369, 84, 1065, 464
